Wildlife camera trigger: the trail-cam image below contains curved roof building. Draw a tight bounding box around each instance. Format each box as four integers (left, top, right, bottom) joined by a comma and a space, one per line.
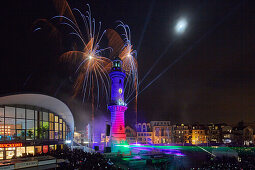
0, 94, 74, 159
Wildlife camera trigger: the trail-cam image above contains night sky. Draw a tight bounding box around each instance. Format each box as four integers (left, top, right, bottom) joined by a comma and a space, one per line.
2, 0, 255, 129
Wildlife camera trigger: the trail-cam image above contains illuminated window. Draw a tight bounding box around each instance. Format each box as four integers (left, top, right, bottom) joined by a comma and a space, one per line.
55, 116, 58, 123
26, 146, 34, 155
16, 147, 25, 157
49, 113, 54, 122
26, 119, 34, 140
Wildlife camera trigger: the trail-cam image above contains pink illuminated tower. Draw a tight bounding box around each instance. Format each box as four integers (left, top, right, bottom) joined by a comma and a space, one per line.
108, 57, 127, 144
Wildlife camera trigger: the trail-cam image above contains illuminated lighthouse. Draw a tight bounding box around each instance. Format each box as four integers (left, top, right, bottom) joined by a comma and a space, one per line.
108, 56, 127, 145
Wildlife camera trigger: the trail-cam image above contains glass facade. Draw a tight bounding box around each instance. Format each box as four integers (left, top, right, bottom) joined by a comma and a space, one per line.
0, 105, 72, 159
0, 106, 71, 142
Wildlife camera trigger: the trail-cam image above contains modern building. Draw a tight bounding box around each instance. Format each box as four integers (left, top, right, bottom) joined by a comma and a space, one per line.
0, 94, 74, 159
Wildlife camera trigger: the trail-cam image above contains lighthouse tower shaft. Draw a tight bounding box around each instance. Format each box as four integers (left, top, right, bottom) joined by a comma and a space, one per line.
108, 58, 127, 143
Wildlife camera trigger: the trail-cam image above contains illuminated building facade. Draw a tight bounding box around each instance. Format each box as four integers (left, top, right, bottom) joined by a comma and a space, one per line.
0, 94, 74, 159
136, 123, 153, 144
207, 123, 226, 144
172, 124, 191, 144
136, 121, 172, 144
125, 126, 137, 144
222, 126, 233, 144
108, 57, 127, 144
151, 121, 172, 144
191, 124, 207, 145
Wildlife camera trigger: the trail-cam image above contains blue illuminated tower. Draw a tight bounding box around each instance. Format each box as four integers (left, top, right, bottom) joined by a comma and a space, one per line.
108, 57, 127, 144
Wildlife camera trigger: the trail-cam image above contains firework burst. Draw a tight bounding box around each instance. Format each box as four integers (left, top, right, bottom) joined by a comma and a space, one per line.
34, 2, 112, 104
106, 22, 138, 104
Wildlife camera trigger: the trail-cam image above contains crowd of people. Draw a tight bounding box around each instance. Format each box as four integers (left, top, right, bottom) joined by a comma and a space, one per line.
48, 148, 122, 169
199, 155, 255, 169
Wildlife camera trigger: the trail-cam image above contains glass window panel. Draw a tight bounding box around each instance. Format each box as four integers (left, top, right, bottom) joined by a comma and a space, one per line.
26, 109, 34, 119
35, 111, 38, 120
63, 122, 66, 131
63, 131, 66, 140
39, 111, 43, 120
0, 118, 4, 141
35, 120, 38, 129
49, 123, 54, 131
59, 119, 62, 123
5, 129, 15, 141
16, 130, 25, 140
42, 130, 48, 140
43, 112, 48, 121
26, 120, 34, 140
16, 119, 25, 129
55, 123, 58, 131
59, 131, 62, 140
49, 131, 54, 140
26, 119, 34, 129
43, 122, 49, 130
60, 124, 62, 131
5, 118, 15, 129
0, 108, 4, 117
49, 113, 54, 122
6, 150, 15, 159
54, 131, 58, 140
39, 121, 43, 128
26, 146, 34, 155
5, 106, 15, 117
16, 147, 25, 157
26, 129, 34, 140
55, 116, 58, 122
16, 108, 25, 119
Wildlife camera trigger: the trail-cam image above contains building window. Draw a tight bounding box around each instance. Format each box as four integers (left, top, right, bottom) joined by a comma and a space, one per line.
26, 119, 34, 140
26, 109, 34, 119
0, 105, 69, 146
16, 108, 25, 119
5, 107, 15, 118
55, 116, 59, 139
26, 146, 34, 155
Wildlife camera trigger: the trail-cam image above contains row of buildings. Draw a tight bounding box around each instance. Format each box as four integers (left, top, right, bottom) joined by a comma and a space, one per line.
125, 121, 255, 146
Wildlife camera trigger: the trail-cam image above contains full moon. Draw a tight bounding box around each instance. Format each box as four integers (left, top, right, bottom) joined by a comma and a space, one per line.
175, 18, 187, 34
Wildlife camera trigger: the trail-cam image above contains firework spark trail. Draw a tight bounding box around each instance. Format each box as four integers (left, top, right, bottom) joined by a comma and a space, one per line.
127, 1, 243, 104
33, 1, 138, 107
136, 0, 155, 54
108, 22, 138, 103
52, 6, 112, 103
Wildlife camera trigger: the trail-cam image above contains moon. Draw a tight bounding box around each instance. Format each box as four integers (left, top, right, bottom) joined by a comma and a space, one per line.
175, 18, 187, 34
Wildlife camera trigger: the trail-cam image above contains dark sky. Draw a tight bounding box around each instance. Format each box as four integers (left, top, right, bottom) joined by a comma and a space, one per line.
2, 0, 255, 129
